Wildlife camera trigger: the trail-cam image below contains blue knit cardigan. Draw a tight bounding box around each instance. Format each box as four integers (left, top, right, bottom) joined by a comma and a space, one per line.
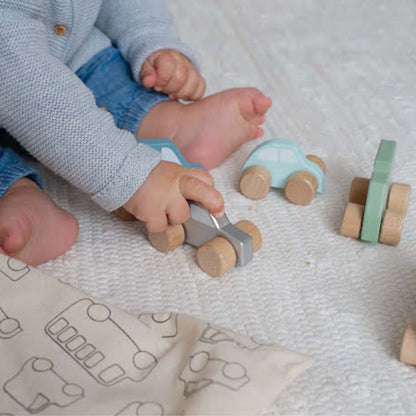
0, 0, 196, 211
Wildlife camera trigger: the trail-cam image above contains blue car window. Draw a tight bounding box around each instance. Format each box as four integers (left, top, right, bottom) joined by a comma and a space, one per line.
280, 149, 298, 164
258, 148, 279, 162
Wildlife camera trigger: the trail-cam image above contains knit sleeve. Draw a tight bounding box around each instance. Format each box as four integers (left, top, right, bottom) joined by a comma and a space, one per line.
96, 0, 199, 84
0, 6, 161, 212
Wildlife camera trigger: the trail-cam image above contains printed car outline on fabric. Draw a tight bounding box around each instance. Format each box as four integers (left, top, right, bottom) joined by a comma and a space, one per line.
45, 298, 158, 386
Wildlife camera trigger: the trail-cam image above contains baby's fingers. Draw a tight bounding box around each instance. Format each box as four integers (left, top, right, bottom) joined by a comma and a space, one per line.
186, 168, 215, 187
153, 53, 181, 92
180, 175, 224, 218
170, 72, 206, 101
166, 198, 191, 225
140, 60, 157, 89
156, 64, 188, 96
145, 210, 168, 234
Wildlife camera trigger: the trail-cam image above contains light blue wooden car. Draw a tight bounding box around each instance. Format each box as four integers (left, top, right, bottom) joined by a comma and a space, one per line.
137, 138, 203, 169
239, 138, 326, 205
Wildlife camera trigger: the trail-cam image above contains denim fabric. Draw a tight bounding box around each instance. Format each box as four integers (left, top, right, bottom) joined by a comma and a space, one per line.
76, 46, 170, 135
0, 147, 43, 198
0, 128, 31, 156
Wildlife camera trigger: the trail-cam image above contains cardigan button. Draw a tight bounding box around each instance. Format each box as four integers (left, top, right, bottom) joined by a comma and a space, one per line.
54, 25, 67, 36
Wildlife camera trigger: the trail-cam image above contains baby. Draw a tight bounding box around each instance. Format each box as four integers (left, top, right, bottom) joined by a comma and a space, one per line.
0, 0, 271, 266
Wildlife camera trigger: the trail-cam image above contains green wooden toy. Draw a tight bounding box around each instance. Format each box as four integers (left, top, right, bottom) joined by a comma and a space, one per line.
361, 140, 396, 242
340, 140, 410, 245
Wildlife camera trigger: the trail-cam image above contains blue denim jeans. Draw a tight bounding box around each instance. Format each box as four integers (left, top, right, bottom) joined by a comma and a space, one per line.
76, 45, 170, 135
0, 147, 43, 198
0, 45, 170, 198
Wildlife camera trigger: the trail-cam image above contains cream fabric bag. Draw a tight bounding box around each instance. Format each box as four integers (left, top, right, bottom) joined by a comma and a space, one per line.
0, 254, 313, 415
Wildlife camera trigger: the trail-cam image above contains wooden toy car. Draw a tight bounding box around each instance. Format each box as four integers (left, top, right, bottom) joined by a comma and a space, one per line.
148, 204, 261, 277
340, 140, 410, 245
138, 139, 262, 277
137, 138, 203, 169
239, 138, 326, 205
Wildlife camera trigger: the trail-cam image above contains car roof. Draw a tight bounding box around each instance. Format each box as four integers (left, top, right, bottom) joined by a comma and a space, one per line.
137, 138, 203, 169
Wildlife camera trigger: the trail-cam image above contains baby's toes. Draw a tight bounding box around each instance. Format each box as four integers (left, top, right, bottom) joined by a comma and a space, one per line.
255, 127, 264, 138
0, 221, 27, 258
253, 93, 272, 116
248, 105, 266, 128
254, 113, 266, 126
239, 89, 271, 123
245, 122, 262, 140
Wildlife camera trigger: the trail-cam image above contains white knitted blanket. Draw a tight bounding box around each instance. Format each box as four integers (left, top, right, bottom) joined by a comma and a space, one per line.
36, 0, 416, 414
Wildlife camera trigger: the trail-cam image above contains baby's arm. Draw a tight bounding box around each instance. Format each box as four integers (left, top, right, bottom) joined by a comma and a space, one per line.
0, 5, 160, 212
96, 0, 206, 100
123, 161, 224, 232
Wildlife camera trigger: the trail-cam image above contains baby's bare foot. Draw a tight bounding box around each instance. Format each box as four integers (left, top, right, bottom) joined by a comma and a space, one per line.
0, 178, 79, 266
137, 88, 272, 169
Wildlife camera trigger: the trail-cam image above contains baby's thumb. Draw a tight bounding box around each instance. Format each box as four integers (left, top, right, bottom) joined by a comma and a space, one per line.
140, 60, 156, 88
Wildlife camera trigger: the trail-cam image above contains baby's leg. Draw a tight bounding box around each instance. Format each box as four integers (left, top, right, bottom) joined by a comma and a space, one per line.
75, 46, 271, 169
0, 149, 78, 266
136, 88, 272, 169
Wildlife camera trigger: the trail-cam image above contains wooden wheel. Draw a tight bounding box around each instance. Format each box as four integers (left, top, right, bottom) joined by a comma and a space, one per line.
284, 171, 317, 205
400, 324, 416, 365
306, 154, 326, 174
349, 177, 369, 205
148, 224, 185, 253
197, 219, 261, 277
340, 202, 364, 239
387, 183, 411, 215
235, 220, 262, 252
379, 209, 404, 245
196, 237, 237, 277
239, 165, 271, 200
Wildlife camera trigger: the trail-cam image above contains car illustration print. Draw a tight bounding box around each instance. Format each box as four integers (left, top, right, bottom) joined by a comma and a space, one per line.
0, 306, 22, 339
137, 139, 262, 277
45, 298, 157, 386
4, 357, 84, 414
239, 138, 326, 205
0, 256, 31, 281
179, 351, 250, 398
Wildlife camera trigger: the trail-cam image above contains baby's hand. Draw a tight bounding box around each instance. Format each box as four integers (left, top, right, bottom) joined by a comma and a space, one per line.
122, 161, 224, 233
140, 50, 206, 101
